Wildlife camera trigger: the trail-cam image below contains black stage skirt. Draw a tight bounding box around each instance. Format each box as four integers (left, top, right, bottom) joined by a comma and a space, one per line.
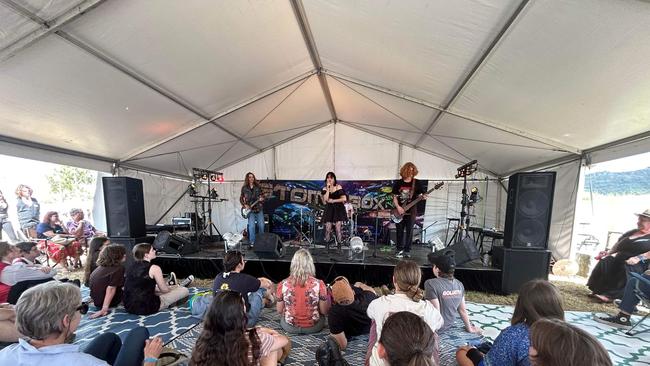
322, 203, 347, 223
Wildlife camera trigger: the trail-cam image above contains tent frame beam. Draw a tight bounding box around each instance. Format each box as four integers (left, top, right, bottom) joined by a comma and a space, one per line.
326, 70, 581, 155
415, 0, 531, 147
121, 70, 317, 161
0, 133, 117, 165
290, 0, 338, 122
0, 0, 108, 62
53, 31, 261, 154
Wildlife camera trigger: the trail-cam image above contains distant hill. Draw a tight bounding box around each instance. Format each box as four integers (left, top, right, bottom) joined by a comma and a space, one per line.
584, 167, 650, 195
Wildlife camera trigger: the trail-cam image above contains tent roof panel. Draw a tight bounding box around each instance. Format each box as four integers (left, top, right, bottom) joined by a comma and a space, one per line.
64, 0, 313, 116
453, 0, 650, 150
303, 0, 520, 105
0, 3, 40, 49
12, 0, 84, 21
0, 35, 201, 159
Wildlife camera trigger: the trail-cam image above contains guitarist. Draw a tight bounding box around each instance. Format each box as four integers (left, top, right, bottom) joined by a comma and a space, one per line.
240, 172, 265, 246
392, 162, 427, 258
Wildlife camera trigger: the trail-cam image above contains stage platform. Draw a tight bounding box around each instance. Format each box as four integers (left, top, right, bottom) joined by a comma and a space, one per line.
154, 240, 504, 292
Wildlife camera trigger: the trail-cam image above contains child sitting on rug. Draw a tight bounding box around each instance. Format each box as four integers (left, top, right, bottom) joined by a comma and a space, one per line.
455, 279, 565, 366
529, 318, 612, 366
366, 259, 443, 366
88, 244, 127, 319
425, 250, 482, 335
190, 290, 290, 366
123, 243, 194, 315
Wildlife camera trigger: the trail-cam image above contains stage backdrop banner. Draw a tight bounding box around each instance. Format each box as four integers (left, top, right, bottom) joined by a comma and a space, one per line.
257, 179, 431, 241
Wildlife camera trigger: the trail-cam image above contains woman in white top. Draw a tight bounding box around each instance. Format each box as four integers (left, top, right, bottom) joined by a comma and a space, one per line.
366, 260, 443, 366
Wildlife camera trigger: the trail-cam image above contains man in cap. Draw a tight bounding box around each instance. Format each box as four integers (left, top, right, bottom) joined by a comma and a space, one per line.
328, 276, 377, 349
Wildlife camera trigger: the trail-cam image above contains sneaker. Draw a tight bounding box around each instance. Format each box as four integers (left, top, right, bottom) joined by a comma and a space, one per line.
396, 251, 404, 258
167, 272, 177, 286
593, 313, 632, 329
179, 275, 194, 287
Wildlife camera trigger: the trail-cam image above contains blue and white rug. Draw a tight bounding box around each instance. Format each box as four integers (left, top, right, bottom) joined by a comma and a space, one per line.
166, 302, 650, 366
75, 287, 202, 346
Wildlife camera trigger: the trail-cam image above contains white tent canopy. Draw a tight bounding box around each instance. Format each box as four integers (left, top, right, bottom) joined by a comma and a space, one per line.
1, 0, 650, 258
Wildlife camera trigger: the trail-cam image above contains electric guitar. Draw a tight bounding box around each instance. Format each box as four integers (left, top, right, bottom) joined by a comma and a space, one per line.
241, 194, 275, 219
390, 182, 444, 223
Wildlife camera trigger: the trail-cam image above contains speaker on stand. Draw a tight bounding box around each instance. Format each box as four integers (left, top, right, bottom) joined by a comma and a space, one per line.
103, 177, 146, 238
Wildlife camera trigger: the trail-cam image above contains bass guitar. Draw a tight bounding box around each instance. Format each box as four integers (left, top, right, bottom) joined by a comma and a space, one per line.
241, 194, 275, 219
390, 182, 444, 223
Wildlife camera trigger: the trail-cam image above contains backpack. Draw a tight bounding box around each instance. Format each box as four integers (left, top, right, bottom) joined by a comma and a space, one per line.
188, 290, 213, 320
315, 335, 350, 366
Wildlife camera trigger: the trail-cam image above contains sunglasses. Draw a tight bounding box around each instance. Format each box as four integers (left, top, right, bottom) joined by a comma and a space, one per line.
77, 302, 89, 315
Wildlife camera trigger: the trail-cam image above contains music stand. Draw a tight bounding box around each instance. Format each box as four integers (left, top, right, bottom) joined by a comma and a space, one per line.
447, 160, 478, 246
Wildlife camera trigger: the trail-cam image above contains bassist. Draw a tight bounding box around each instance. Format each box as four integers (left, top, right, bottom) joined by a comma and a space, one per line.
241, 172, 265, 246
392, 162, 427, 258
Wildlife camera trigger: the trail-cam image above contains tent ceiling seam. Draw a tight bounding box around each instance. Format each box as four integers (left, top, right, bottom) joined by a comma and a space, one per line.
53, 31, 261, 156
290, 0, 338, 121
124, 139, 239, 162
0, 0, 107, 63
121, 70, 317, 161
331, 76, 428, 133
241, 75, 312, 138
338, 120, 499, 177
415, 0, 531, 147
325, 70, 581, 155
246, 120, 331, 139
214, 121, 333, 172
206, 141, 240, 171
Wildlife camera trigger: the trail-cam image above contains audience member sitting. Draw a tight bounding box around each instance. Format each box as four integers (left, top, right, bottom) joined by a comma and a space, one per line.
190, 290, 290, 366
84, 237, 110, 287
36, 211, 82, 269
0, 303, 21, 344
0, 189, 18, 243
377, 311, 439, 366
587, 209, 650, 302
529, 318, 612, 366
328, 276, 377, 350
12, 241, 46, 266
89, 244, 127, 319
212, 250, 274, 327
66, 208, 105, 241
0, 281, 163, 365
456, 280, 565, 366
366, 260, 443, 366
15, 184, 39, 239
123, 243, 193, 315
595, 250, 650, 329
0, 242, 56, 304
276, 249, 330, 334
425, 251, 481, 334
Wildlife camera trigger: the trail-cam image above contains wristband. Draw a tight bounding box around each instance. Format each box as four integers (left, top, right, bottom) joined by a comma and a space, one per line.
144, 357, 158, 363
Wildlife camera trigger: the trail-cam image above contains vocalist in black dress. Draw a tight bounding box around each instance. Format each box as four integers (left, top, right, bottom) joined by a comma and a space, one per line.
321, 172, 347, 245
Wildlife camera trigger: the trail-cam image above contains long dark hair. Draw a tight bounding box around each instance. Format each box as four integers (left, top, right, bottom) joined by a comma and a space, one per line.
380, 311, 437, 366
511, 280, 564, 326
325, 171, 337, 185
242, 172, 259, 189
190, 291, 261, 366
84, 237, 109, 286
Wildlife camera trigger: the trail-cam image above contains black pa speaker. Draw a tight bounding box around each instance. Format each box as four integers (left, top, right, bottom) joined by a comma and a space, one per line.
103, 177, 146, 238
492, 246, 551, 294
432, 236, 480, 266
253, 233, 284, 259
503, 172, 556, 249
109, 236, 154, 268
153, 231, 200, 256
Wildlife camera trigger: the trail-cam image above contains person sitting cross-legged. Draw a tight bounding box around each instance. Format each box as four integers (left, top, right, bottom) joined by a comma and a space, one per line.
123, 243, 193, 315
327, 276, 377, 350
89, 245, 127, 319
0, 242, 57, 304
212, 250, 274, 327
0, 281, 164, 366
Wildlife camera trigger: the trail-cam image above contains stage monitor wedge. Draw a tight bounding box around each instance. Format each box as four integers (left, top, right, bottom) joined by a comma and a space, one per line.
253, 233, 284, 259
503, 172, 556, 250
103, 177, 146, 238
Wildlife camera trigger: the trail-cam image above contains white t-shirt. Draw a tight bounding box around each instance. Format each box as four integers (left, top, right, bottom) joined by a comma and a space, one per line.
366, 293, 443, 365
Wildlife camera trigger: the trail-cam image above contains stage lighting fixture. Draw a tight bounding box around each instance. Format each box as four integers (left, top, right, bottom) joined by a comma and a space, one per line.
209, 173, 217, 182
350, 236, 364, 253
188, 184, 197, 197
216, 172, 224, 182
468, 187, 482, 205
201, 173, 208, 181
209, 188, 219, 199
223, 232, 243, 251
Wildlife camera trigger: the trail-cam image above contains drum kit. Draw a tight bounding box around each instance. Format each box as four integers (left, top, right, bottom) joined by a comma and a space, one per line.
290, 202, 361, 253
